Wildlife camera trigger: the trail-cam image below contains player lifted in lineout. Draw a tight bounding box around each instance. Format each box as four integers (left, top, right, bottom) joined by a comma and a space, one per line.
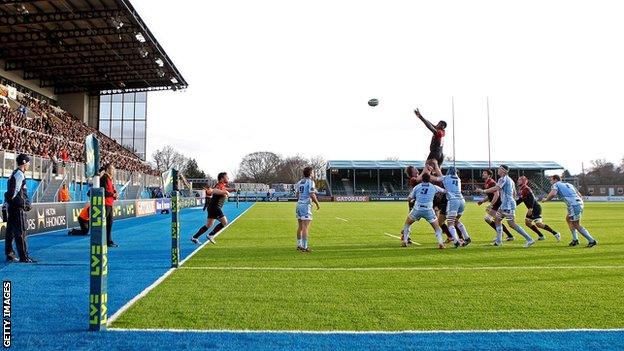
516, 176, 561, 242
542, 175, 597, 247
191, 172, 237, 245
401, 173, 447, 249
477, 165, 535, 247
295, 166, 320, 253
477, 169, 515, 241
414, 108, 447, 167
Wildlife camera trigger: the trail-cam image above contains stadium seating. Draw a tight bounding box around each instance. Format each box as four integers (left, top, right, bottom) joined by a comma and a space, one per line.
0, 95, 157, 176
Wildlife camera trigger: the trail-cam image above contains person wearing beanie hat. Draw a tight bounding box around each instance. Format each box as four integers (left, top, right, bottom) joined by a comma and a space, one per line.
477, 164, 535, 247
4, 153, 36, 263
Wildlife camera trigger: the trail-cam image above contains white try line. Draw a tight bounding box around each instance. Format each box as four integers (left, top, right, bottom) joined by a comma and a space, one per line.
178, 265, 624, 272
107, 203, 255, 326
383, 232, 422, 246
335, 217, 349, 222
107, 327, 624, 335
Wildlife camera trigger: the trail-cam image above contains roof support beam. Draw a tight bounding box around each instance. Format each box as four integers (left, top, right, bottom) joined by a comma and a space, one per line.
0, 10, 122, 27
0, 25, 135, 45
0, 40, 146, 59
5, 52, 154, 70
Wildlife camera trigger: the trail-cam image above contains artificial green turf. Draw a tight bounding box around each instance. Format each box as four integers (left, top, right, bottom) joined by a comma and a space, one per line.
112, 202, 624, 331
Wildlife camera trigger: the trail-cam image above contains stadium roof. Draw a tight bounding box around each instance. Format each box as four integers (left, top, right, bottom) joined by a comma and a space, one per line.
0, 0, 187, 94
327, 160, 564, 170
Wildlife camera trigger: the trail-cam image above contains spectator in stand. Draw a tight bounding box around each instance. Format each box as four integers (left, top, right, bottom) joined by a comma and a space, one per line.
58, 184, 70, 202
100, 164, 119, 248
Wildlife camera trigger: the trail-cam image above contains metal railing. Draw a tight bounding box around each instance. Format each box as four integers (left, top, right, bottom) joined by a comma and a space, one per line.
33, 162, 53, 203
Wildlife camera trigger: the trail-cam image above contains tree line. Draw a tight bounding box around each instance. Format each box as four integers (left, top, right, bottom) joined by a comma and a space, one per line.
151, 147, 325, 185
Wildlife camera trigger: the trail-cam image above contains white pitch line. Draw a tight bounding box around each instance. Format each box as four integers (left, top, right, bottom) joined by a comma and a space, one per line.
107, 203, 255, 326
107, 327, 624, 335
383, 232, 422, 246
178, 265, 624, 272
335, 217, 349, 222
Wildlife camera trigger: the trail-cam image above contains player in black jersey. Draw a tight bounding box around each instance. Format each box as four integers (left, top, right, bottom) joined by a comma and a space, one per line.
191, 172, 236, 244
415, 108, 447, 167
516, 176, 561, 242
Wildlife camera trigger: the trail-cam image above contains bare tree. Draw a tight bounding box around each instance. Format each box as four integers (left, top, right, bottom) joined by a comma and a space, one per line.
151, 145, 189, 174
309, 155, 326, 180
278, 155, 309, 183
237, 151, 282, 184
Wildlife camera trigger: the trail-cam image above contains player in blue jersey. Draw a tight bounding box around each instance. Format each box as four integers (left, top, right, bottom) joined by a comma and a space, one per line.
542, 175, 597, 247
435, 166, 471, 247
401, 173, 447, 249
477, 165, 535, 247
295, 166, 320, 252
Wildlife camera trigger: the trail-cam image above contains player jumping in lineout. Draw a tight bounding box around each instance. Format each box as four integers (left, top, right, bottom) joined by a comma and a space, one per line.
191, 172, 237, 245
415, 109, 447, 167
516, 176, 561, 242
542, 175, 597, 247
295, 166, 320, 252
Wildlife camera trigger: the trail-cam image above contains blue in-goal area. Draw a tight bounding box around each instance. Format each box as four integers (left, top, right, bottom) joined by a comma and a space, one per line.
2, 201, 623, 350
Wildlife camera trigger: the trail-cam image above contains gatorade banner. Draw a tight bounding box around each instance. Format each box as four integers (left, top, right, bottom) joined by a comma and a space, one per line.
84, 134, 100, 178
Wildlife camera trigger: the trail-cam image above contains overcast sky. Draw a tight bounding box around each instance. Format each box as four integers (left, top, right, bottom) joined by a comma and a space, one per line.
132, 0, 624, 177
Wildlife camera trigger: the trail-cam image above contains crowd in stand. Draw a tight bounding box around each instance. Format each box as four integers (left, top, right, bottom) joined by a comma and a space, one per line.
0, 95, 158, 176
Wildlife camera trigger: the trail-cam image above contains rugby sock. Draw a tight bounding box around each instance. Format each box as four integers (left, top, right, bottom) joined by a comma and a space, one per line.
486, 219, 496, 231
434, 227, 444, 245
455, 225, 464, 240
297, 239, 302, 247
456, 222, 470, 240
208, 223, 224, 236
495, 225, 503, 243
577, 227, 596, 242
302, 238, 308, 249
447, 224, 460, 242
529, 224, 544, 237
502, 224, 513, 238
402, 224, 411, 243
193, 225, 208, 239
441, 223, 452, 239
570, 229, 579, 241
513, 224, 533, 242
542, 224, 558, 235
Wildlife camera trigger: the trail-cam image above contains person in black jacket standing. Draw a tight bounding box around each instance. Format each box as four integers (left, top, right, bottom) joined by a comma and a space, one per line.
4, 154, 36, 263
99, 164, 119, 247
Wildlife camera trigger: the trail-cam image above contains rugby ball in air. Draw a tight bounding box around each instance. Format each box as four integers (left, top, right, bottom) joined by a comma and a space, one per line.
368, 98, 379, 107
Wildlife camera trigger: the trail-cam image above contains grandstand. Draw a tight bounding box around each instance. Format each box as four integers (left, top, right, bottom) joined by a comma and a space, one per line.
326, 160, 564, 198
0, 0, 186, 202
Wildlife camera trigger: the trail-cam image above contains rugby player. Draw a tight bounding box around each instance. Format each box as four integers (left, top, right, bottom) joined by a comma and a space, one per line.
542, 175, 596, 247
477, 169, 515, 241
516, 176, 561, 242
435, 166, 471, 247
477, 165, 534, 247
414, 108, 447, 167
191, 172, 236, 244
401, 173, 447, 249
295, 166, 320, 252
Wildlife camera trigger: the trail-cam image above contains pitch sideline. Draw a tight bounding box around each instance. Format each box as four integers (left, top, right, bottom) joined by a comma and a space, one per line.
107, 203, 255, 325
